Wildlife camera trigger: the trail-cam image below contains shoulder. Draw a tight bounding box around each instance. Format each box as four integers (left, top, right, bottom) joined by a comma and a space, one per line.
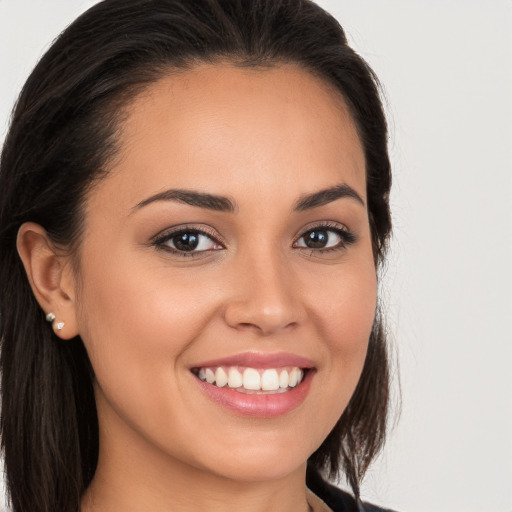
306, 469, 398, 512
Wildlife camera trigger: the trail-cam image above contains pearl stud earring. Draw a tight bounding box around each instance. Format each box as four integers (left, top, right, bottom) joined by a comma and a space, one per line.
45, 312, 64, 331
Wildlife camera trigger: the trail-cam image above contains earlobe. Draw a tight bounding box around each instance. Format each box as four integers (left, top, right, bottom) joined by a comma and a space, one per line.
16, 222, 79, 340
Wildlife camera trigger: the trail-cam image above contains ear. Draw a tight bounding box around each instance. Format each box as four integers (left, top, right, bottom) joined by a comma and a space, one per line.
16, 222, 79, 340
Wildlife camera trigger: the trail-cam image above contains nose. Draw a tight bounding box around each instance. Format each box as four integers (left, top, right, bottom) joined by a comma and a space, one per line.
223, 250, 304, 336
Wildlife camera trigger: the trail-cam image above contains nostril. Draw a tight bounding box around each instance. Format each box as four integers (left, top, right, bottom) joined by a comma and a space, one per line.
236, 322, 268, 333
232, 320, 298, 335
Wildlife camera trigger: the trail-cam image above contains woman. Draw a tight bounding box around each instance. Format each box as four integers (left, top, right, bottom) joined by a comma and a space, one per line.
0, 1, 392, 511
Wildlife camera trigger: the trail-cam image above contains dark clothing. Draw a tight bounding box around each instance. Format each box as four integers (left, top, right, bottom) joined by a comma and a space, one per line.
307, 468, 397, 512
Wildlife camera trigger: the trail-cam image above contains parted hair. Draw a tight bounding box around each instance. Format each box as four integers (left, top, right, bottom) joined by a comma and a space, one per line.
0, 1, 392, 511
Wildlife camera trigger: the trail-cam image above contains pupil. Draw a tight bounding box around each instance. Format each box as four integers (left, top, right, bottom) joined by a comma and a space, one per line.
174, 232, 199, 251
306, 230, 327, 248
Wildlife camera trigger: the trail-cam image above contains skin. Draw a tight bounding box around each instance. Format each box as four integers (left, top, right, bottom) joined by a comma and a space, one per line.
18, 63, 376, 512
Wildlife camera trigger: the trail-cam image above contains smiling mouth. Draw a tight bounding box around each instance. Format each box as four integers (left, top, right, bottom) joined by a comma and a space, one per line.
192, 366, 307, 394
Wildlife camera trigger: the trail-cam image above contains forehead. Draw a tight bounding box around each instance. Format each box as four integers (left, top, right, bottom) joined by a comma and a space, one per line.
96, 63, 366, 211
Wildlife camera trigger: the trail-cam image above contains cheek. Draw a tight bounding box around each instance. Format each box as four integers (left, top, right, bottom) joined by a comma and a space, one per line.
74, 254, 223, 446
312, 260, 377, 353
306, 257, 377, 404
75, 250, 213, 390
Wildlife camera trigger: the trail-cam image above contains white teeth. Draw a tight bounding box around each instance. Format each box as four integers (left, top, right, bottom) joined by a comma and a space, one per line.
261, 369, 280, 391
289, 367, 300, 387
205, 368, 215, 384
228, 367, 243, 388
243, 368, 261, 390
196, 365, 305, 392
279, 370, 289, 389
215, 367, 228, 387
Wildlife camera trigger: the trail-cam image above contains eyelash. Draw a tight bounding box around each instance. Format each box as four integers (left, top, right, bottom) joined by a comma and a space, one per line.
152, 222, 356, 257
293, 222, 357, 254
152, 225, 222, 257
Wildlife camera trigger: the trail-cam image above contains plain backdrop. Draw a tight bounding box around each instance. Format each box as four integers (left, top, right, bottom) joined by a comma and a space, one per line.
1, 1, 511, 511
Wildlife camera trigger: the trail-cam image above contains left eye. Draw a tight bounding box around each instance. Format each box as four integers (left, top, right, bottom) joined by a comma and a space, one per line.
158, 230, 220, 253
294, 228, 348, 250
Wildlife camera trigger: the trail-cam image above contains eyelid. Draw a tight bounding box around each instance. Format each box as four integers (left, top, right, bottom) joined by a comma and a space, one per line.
292, 220, 357, 253
151, 224, 225, 253
151, 223, 222, 242
292, 220, 352, 241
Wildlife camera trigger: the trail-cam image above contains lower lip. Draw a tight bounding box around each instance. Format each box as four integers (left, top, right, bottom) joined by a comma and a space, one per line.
194, 370, 314, 418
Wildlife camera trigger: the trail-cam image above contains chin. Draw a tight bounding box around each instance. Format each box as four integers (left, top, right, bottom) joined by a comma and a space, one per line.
208, 455, 307, 483
189, 431, 317, 483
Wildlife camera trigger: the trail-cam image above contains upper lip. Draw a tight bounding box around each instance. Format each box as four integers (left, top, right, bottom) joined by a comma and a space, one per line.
190, 352, 315, 369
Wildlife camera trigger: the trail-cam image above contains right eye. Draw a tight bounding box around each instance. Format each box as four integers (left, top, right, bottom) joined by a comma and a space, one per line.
154, 228, 223, 256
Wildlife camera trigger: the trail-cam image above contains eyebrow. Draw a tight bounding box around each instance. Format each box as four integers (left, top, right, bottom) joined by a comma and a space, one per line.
294, 183, 365, 211
133, 183, 364, 213
133, 189, 236, 213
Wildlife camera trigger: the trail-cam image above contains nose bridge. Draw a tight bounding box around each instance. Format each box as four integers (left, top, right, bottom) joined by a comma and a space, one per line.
223, 242, 301, 335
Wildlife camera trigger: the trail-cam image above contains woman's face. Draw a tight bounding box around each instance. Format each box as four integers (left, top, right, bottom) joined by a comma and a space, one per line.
73, 63, 376, 482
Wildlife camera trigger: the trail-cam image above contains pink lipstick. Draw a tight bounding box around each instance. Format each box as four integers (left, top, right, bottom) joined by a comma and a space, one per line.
190, 352, 315, 418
